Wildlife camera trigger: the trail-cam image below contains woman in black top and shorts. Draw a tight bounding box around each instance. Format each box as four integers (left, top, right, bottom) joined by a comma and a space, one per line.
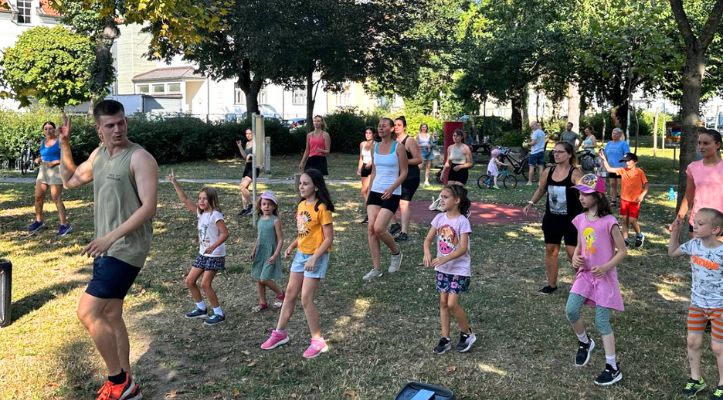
523, 141, 583, 294
387, 116, 421, 242
237, 128, 260, 216
443, 129, 473, 185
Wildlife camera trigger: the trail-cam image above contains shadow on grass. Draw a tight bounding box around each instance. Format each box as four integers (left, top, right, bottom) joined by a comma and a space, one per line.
11, 277, 87, 322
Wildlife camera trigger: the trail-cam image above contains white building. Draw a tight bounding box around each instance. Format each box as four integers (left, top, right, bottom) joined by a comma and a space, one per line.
111, 24, 387, 121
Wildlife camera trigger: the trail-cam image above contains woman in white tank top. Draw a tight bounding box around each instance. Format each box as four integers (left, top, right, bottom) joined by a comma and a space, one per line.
357, 127, 376, 223
363, 118, 408, 281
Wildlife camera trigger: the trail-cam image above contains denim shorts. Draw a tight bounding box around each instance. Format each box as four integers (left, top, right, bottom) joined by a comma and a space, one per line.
86, 256, 140, 299
529, 151, 545, 166
289, 251, 330, 279
421, 147, 434, 161
435, 272, 470, 294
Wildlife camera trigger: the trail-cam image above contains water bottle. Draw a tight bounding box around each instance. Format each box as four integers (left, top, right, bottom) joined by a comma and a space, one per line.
668, 186, 677, 201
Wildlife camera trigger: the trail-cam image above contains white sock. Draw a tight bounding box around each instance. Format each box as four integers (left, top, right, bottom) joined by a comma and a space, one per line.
195, 301, 206, 310
576, 331, 589, 344
213, 306, 224, 316
605, 355, 617, 370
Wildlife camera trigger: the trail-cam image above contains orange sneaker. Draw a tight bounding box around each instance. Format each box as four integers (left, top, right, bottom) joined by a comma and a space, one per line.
95, 373, 135, 400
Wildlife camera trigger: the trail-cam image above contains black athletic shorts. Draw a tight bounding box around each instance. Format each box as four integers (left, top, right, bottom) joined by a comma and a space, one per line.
366, 190, 401, 213
400, 177, 420, 201
242, 162, 260, 179
447, 163, 469, 185
86, 256, 140, 299
541, 214, 578, 246
361, 165, 372, 178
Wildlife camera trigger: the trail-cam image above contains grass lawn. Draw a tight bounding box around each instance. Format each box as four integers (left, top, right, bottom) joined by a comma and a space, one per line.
0, 145, 714, 399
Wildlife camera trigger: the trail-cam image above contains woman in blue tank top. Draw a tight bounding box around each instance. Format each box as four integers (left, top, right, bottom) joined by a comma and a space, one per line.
362, 117, 408, 281
27, 121, 71, 236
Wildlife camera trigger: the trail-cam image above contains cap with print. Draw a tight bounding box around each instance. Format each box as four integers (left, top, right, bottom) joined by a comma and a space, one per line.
573, 173, 606, 194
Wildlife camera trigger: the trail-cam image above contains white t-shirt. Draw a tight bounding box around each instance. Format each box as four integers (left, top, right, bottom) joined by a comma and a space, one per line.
680, 238, 723, 309
197, 210, 226, 257
530, 129, 546, 154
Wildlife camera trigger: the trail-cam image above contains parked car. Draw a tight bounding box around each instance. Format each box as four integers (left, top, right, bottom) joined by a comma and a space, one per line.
285, 117, 307, 129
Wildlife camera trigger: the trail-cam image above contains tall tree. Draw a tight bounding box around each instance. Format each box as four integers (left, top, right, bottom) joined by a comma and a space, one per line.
0, 26, 95, 108
668, 0, 723, 201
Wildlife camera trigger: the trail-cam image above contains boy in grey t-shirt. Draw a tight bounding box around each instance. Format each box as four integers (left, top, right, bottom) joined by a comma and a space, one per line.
668, 208, 723, 398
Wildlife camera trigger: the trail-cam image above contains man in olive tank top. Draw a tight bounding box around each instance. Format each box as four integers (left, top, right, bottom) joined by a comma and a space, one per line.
59, 100, 157, 400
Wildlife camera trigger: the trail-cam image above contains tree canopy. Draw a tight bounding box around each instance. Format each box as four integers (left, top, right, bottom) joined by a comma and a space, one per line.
0, 26, 96, 108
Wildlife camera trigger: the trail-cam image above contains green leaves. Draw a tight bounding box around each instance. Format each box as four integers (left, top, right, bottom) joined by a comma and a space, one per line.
0, 26, 95, 108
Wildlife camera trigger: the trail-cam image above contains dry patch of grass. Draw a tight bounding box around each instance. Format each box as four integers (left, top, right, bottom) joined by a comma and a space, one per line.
0, 151, 712, 399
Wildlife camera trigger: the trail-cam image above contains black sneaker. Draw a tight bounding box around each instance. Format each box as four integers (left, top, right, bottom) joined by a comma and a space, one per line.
634, 233, 645, 248
361, 215, 368, 224
433, 337, 451, 354
394, 232, 409, 242
681, 377, 706, 397
389, 223, 401, 236
539, 285, 557, 294
593, 363, 622, 386
456, 331, 476, 353
711, 385, 723, 399
574, 337, 595, 367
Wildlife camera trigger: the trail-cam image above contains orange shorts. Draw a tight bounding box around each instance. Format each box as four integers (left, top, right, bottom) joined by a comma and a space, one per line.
687, 306, 723, 342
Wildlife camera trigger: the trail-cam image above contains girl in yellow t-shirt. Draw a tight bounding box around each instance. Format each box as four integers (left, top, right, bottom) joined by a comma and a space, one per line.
260, 168, 334, 359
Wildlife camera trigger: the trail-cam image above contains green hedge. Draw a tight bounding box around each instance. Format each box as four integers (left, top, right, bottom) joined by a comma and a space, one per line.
0, 111, 302, 164
0, 108, 61, 161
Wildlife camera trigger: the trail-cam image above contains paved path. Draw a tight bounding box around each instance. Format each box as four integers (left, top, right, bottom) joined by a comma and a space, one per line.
0, 177, 359, 185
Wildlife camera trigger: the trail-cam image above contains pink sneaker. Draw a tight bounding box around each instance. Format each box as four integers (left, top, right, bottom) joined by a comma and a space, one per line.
260, 329, 289, 350
302, 338, 329, 359
273, 292, 285, 308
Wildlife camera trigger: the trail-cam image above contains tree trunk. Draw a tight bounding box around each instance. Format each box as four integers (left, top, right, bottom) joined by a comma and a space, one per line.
510, 91, 523, 132
305, 70, 317, 131
237, 58, 262, 121
567, 83, 581, 132
676, 48, 705, 208
89, 17, 119, 112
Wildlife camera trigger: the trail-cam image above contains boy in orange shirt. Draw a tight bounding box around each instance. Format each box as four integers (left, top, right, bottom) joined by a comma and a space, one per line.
599, 151, 649, 248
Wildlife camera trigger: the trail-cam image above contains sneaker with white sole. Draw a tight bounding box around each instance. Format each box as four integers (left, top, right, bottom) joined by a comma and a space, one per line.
57, 224, 72, 236
681, 377, 706, 397
203, 313, 225, 326
593, 363, 622, 386
433, 337, 451, 354
388, 252, 403, 273
574, 337, 595, 367
456, 330, 476, 353
184, 308, 207, 319
634, 233, 645, 248
261, 329, 289, 350
302, 338, 329, 359
363, 268, 383, 281
28, 220, 44, 233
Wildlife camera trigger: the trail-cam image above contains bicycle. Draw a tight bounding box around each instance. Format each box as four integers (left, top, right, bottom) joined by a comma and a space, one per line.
477, 166, 518, 189
576, 148, 598, 173
497, 147, 529, 180
17, 140, 36, 174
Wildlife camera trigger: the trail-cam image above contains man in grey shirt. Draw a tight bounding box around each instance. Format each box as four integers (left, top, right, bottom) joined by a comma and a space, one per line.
560, 122, 580, 151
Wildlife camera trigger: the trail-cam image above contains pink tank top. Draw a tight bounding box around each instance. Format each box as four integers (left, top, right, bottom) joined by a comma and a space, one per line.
308, 133, 326, 157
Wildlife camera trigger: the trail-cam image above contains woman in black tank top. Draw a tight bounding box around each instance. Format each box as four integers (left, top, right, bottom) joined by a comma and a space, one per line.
523, 142, 583, 294
387, 116, 421, 242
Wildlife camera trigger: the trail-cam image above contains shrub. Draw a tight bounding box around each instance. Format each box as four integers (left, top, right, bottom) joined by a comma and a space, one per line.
0, 108, 61, 161
497, 130, 526, 147
470, 116, 512, 143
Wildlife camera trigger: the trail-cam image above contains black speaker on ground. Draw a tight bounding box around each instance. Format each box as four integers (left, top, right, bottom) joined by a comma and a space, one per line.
0, 259, 11, 328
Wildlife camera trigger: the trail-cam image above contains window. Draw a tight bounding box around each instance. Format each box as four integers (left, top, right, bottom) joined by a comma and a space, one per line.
234, 83, 245, 105
167, 82, 181, 93
259, 88, 268, 104
137, 85, 149, 94
16, 0, 31, 24
152, 84, 165, 94
336, 91, 351, 107
292, 89, 306, 105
